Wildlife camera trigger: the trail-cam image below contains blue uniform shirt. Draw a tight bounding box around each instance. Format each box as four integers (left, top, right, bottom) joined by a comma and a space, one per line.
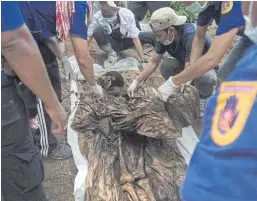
180, 44, 257, 201
197, 1, 245, 36
1, 1, 25, 84
19, 1, 88, 41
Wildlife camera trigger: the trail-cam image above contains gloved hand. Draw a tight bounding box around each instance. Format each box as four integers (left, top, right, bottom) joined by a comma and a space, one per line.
61, 56, 75, 80
91, 84, 104, 98
157, 76, 181, 102
181, 80, 193, 92
127, 80, 138, 97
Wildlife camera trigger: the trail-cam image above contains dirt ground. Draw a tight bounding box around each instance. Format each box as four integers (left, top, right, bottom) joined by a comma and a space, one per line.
43, 22, 236, 201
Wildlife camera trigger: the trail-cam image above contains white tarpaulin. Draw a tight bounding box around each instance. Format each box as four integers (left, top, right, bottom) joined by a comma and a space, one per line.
67, 56, 199, 201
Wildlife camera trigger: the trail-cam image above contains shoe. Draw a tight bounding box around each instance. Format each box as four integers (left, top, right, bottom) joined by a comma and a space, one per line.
49, 143, 72, 160
199, 98, 207, 118
104, 54, 119, 69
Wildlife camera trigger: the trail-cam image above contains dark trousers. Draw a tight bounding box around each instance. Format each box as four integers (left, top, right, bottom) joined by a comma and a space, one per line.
28, 42, 62, 156
93, 26, 156, 53
128, 1, 169, 30
1, 80, 47, 201
159, 57, 217, 98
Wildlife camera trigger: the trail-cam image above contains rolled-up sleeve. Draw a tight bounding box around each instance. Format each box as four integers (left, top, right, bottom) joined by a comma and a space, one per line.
88, 12, 100, 37
126, 10, 140, 38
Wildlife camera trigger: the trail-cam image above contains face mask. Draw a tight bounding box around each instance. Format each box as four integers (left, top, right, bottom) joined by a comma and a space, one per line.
104, 15, 117, 23
187, 1, 208, 14
161, 31, 175, 46
244, 1, 257, 44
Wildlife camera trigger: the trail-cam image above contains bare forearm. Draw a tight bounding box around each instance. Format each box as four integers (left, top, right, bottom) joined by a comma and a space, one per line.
135, 61, 159, 83
190, 35, 205, 64
173, 54, 216, 85
45, 37, 65, 60
2, 25, 60, 108
78, 56, 96, 86
190, 26, 208, 64
71, 34, 96, 86
174, 28, 239, 86
133, 37, 144, 59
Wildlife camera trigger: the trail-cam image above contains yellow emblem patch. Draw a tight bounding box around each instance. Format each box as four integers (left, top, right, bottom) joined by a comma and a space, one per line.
211, 82, 257, 146
221, 1, 233, 15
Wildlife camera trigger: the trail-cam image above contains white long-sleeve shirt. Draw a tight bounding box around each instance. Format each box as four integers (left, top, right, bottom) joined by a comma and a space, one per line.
88, 7, 140, 39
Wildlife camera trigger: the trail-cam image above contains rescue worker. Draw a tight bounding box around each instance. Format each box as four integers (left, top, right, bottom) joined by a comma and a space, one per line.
1, 1, 66, 200
128, 1, 169, 30
18, 1, 104, 159
88, 1, 156, 68
156, 1, 253, 104
127, 7, 217, 114
180, 1, 257, 200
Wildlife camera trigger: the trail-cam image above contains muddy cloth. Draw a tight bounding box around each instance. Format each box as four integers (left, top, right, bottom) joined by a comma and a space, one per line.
1, 81, 47, 201
71, 70, 200, 201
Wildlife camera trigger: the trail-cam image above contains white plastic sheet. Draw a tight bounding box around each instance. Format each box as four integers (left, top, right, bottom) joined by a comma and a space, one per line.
69, 56, 141, 80
67, 79, 88, 201
67, 56, 199, 201
176, 126, 199, 165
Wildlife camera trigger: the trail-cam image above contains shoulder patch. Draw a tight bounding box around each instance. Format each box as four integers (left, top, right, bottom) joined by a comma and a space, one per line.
221, 1, 233, 15
211, 82, 257, 146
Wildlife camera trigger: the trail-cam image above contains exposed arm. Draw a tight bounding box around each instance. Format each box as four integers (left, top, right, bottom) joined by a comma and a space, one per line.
133, 37, 144, 59
45, 36, 65, 60
135, 52, 163, 83
1, 25, 60, 109
190, 25, 208, 64
70, 34, 96, 86
184, 62, 190, 69
172, 27, 239, 85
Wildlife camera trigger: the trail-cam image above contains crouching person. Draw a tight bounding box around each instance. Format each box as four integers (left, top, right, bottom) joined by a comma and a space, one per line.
127, 7, 217, 115
88, 1, 156, 68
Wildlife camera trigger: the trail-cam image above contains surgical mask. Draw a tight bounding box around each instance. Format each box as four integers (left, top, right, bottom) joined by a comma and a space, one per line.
243, 1, 257, 44
160, 31, 175, 46
187, 1, 208, 14
103, 15, 117, 23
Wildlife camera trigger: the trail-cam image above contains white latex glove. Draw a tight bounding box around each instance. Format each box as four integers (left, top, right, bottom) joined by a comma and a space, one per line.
181, 80, 193, 92
61, 56, 75, 80
127, 80, 138, 97
91, 84, 104, 98
157, 76, 181, 102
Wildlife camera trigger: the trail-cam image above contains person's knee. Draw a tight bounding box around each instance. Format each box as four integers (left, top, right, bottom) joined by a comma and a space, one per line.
159, 58, 175, 80
93, 26, 109, 46
195, 71, 217, 98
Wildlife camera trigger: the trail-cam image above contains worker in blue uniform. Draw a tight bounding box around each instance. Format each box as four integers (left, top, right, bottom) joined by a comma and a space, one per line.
1, 1, 66, 200
157, 1, 253, 107
180, 1, 257, 200
18, 1, 104, 160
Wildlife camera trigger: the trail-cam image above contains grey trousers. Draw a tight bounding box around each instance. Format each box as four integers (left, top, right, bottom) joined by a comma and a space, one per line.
93, 26, 156, 53
128, 1, 169, 30
217, 36, 253, 87
160, 57, 217, 98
